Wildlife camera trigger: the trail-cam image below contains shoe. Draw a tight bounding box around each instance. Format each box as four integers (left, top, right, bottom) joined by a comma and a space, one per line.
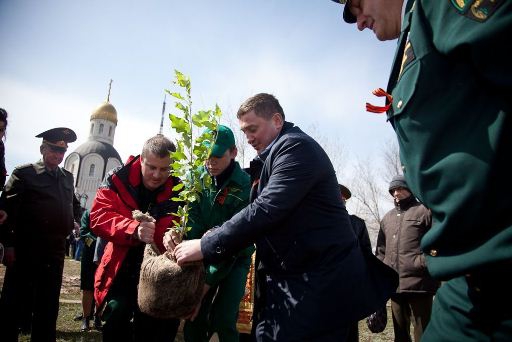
80, 318, 90, 332
73, 312, 83, 321
94, 315, 103, 331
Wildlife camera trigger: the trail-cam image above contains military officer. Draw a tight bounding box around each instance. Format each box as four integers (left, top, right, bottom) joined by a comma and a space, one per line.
331, 0, 512, 340
0, 127, 82, 341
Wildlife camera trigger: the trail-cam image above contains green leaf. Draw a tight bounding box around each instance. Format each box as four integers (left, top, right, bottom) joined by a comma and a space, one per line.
172, 183, 185, 191
170, 114, 190, 134
169, 92, 184, 100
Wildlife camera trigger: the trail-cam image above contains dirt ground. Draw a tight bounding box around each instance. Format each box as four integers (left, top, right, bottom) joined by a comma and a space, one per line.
0, 257, 395, 341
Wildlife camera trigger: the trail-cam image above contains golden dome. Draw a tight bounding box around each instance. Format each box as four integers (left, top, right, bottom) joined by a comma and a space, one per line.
90, 102, 118, 124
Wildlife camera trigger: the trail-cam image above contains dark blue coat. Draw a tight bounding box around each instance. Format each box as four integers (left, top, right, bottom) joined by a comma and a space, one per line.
202, 122, 397, 341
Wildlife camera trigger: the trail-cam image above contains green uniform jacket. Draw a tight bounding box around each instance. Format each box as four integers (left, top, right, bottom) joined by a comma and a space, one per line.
386, 0, 512, 279
186, 162, 254, 285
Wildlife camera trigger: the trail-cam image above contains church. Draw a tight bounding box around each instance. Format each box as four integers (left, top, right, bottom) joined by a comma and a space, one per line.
63, 96, 122, 209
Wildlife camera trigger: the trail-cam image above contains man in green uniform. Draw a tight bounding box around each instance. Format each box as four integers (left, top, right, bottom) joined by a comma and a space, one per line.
331, 0, 512, 340
0, 127, 82, 341
165, 125, 253, 341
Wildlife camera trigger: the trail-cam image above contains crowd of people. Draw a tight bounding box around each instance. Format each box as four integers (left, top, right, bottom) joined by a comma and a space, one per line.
0, 1, 511, 341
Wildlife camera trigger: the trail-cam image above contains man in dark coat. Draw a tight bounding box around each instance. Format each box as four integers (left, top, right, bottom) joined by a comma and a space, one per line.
174, 93, 397, 341
0, 127, 82, 341
339, 183, 372, 342
339, 184, 372, 254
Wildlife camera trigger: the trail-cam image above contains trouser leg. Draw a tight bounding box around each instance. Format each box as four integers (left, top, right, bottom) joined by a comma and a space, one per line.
408, 294, 433, 342
391, 294, 412, 342
210, 258, 251, 342
134, 310, 179, 342
31, 260, 64, 342
0, 265, 20, 341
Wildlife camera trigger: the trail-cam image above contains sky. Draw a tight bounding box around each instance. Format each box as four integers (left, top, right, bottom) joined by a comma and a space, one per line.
0, 0, 398, 214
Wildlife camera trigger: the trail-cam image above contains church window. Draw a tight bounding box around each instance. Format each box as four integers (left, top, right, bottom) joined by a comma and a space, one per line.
89, 164, 95, 177
99, 123, 104, 134
109, 126, 112, 136
71, 164, 75, 173
90, 124, 94, 134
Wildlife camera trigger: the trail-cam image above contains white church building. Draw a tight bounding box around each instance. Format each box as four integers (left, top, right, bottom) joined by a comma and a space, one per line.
64, 99, 122, 209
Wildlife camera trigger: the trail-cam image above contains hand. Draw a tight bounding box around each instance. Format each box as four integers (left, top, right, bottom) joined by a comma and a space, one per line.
163, 230, 181, 252
136, 221, 155, 244
0, 210, 7, 224
174, 239, 203, 266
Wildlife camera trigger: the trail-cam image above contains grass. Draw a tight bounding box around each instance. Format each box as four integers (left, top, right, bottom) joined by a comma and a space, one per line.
1, 257, 395, 341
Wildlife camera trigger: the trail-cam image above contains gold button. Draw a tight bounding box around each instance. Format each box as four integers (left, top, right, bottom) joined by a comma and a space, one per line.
397, 100, 403, 109
430, 249, 438, 257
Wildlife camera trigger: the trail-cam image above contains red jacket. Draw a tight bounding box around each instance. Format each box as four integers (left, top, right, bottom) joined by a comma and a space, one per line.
90, 155, 180, 307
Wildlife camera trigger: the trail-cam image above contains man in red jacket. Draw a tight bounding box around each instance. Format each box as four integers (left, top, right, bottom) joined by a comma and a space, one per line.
90, 135, 180, 342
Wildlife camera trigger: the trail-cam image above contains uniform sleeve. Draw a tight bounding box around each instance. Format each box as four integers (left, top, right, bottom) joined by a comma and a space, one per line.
90, 187, 140, 246
73, 193, 82, 223
423, 1, 512, 88
0, 170, 25, 246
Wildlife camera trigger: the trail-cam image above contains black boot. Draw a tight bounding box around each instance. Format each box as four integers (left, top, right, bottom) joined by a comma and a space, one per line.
94, 314, 102, 331
80, 317, 90, 332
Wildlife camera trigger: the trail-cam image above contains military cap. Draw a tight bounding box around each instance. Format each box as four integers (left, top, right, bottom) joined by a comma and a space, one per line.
330, 0, 357, 24
204, 125, 236, 158
36, 127, 77, 153
339, 184, 352, 200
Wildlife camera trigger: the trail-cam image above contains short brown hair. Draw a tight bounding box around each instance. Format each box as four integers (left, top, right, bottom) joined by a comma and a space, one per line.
141, 135, 176, 159
236, 93, 285, 120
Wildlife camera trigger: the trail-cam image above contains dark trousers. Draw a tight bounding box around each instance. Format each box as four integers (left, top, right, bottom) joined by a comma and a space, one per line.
102, 307, 180, 342
0, 258, 64, 342
102, 260, 179, 342
346, 321, 359, 342
423, 275, 512, 342
0, 264, 22, 341
390, 292, 434, 342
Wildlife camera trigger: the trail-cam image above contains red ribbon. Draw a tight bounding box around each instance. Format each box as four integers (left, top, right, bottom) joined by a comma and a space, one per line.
366, 88, 393, 114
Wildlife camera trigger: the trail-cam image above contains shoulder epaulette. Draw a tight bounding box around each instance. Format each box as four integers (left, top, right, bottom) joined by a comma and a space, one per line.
14, 163, 33, 170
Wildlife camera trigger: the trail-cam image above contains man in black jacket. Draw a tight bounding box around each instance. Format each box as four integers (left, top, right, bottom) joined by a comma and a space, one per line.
174, 93, 397, 341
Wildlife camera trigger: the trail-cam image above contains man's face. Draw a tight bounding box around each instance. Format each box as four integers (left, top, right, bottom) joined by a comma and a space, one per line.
391, 187, 411, 203
347, 0, 403, 41
42, 145, 66, 170
206, 148, 236, 177
141, 152, 171, 191
239, 110, 283, 154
